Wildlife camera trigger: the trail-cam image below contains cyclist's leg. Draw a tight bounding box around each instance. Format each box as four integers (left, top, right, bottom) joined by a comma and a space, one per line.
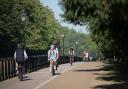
86, 57, 88, 61
54, 60, 58, 70
69, 56, 72, 65
71, 56, 73, 66
53, 61, 56, 70
72, 56, 74, 62
16, 62, 19, 75
51, 60, 55, 75
72, 56, 74, 65
83, 57, 85, 62
50, 60, 53, 72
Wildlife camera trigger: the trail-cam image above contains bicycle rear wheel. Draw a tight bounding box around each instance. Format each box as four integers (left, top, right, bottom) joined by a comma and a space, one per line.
18, 66, 23, 81
19, 74, 23, 81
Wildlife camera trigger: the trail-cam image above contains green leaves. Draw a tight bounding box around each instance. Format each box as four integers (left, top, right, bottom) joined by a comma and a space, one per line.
59, 0, 128, 61
0, 0, 61, 57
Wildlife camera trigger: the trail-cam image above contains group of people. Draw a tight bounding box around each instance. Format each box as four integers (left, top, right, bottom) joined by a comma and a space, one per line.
14, 43, 89, 80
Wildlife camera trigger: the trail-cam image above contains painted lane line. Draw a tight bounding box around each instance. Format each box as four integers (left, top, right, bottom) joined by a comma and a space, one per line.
33, 66, 75, 89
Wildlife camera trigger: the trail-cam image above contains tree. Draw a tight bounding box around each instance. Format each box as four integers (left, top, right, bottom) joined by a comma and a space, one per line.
59, 0, 128, 63
0, 0, 61, 57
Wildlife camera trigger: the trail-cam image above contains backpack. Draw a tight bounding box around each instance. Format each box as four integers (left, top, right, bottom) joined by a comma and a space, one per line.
16, 48, 24, 62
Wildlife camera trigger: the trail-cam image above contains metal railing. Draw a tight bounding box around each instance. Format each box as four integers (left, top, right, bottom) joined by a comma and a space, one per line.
0, 55, 82, 81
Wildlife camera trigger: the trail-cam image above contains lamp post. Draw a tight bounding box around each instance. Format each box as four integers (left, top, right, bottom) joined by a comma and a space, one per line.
75, 41, 78, 56
21, 9, 26, 48
61, 34, 65, 56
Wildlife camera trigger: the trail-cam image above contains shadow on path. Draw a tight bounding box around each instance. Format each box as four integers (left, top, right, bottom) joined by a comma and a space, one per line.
54, 73, 61, 75
73, 68, 102, 72
19, 76, 32, 81
93, 62, 128, 89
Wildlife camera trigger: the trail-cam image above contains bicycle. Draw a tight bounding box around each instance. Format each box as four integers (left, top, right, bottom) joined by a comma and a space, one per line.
17, 64, 24, 81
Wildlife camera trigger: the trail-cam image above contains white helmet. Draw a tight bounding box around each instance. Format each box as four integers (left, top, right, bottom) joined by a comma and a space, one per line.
50, 45, 54, 49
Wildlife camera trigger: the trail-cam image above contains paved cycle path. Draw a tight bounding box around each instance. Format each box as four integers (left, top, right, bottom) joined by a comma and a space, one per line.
1, 62, 117, 89
0, 62, 82, 89
38, 62, 115, 89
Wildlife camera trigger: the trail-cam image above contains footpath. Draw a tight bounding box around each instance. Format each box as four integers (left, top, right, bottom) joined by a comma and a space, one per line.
0, 62, 81, 89
38, 62, 117, 89
0, 62, 118, 89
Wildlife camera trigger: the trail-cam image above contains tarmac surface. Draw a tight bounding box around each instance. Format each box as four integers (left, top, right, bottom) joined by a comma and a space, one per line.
0, 61, 117, 89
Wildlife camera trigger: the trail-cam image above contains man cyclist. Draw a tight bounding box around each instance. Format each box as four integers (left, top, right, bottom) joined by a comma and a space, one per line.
68, 48, 75, 66
14, 44, 28, 80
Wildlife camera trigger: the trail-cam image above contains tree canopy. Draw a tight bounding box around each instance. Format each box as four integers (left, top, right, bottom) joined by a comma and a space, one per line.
0, 0, 100, 58
0, 0, 61, 57
60, 26, 99, 59
59, 0, 128, 62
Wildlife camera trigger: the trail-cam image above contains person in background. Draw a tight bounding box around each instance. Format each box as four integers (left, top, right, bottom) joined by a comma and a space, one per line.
82, 50, 87, 62
68, 48, 75, 66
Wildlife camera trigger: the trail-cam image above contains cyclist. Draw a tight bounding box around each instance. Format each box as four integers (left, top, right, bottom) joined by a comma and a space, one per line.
14, 44, 28, 80
82, 50, 87, 62
48, 45, 57, 74
68, 48, 75, 66
85, 51, 89, 61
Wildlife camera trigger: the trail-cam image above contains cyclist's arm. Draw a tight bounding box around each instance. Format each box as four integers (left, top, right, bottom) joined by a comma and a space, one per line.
48, 50, 50, 61
56, 49, 59, 60
14, 51, 16, 60
14, 51, 18, 71
24, 50, 28, 60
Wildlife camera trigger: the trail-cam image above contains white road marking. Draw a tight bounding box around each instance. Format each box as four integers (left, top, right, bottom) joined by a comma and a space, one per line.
33, 66, 75, 89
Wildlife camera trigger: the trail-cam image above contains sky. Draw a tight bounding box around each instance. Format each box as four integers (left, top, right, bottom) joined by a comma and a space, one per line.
40, 0, 88, 34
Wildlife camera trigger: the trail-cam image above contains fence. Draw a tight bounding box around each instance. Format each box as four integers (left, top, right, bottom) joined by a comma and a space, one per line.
0, 55, 82, 81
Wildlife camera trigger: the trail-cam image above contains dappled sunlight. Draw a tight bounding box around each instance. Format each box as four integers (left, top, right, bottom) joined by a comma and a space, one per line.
92, 62, 128, 89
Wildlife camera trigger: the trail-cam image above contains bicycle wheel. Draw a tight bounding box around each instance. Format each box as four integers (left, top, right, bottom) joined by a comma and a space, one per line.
18, 66, 23, 81
19, 74, 23, 81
